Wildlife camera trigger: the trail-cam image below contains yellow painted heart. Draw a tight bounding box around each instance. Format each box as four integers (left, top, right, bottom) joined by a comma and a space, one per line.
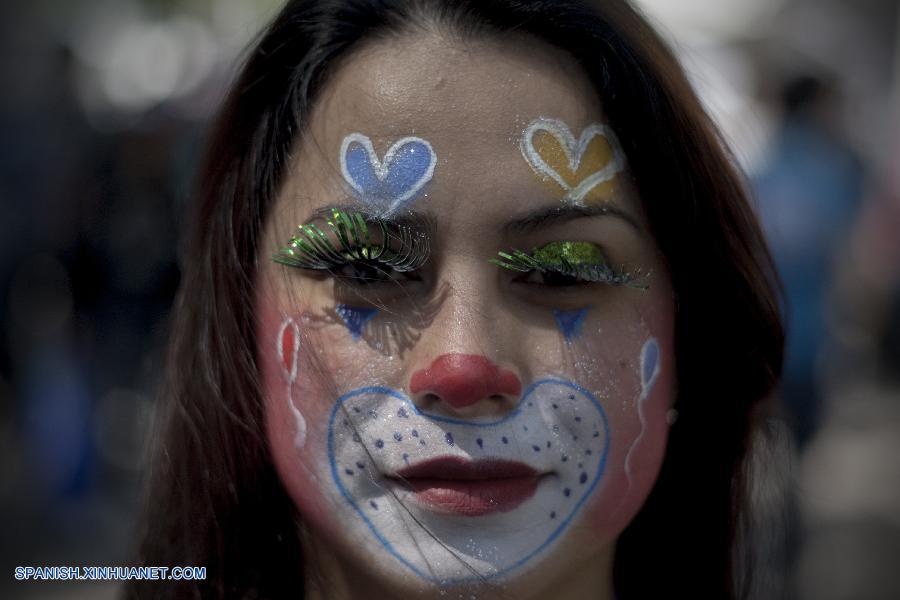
520, 118, 626, 205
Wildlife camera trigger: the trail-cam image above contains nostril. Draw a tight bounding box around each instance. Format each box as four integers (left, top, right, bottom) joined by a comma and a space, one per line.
410, 354, 522, 410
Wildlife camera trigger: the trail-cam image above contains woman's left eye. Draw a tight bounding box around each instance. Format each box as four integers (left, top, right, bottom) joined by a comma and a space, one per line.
491, 241, 642, 289
515, 269, 588, 287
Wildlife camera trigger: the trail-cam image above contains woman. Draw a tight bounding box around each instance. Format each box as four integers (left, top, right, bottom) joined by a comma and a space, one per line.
129, 0, 783, 598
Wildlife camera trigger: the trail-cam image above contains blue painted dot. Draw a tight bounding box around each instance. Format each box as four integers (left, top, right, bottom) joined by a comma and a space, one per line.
532, 445, 541, 452
375, 439, 384, 449
552, 403, 558, 409
476, 438, 483, 449
445, 432, 455, 447
420, 439, 426, 446
568, 395, 575, 400
393, 432, 402, 442
502, 436, 509, 444
369, 500, 378, 510
563, 488, 571, 497
561, 455, 569, 462
585, 449, 593, 455
575, 416, 582, 422
593, 431, 600, 438
528, 402, 533, 407
550, 511, 556, 519
579, 472, 588, 484
572, 435, 579, 441
398, 407, 409, 418
353, 407, 361, 413
546, 441, 552, 448
356, 462, 365, 469
345, 468, 354, 476
523, 425, 529, 432
411, 429, 419, 437
402, 453, 409, 464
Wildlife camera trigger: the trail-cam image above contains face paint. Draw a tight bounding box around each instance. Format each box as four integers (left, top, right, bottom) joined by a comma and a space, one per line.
623, 337, 661, 485
277, 317, 307, 449
327, 378, 609, 583
492, 241, 646, 288
519, 117, 625, 206
273, 208, 430, 274
335, 304, 378, 340
340, 133, 437, 216
552, 307, 590, 343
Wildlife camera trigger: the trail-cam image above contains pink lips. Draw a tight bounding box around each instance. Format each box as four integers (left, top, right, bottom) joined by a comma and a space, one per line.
394, 457, 540, 516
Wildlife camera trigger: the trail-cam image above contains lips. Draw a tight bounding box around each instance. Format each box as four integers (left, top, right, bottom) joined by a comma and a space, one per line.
393, 457, 540, 516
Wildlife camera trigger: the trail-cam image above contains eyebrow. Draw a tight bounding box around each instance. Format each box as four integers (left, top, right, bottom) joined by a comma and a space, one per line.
502, 203, 643, 236
306, 204, 438, 237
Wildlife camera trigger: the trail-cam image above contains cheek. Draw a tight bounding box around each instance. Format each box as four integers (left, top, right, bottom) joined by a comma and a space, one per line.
259, 302, 358, 541
547, 305, 674, 539
259, 305, 327, 527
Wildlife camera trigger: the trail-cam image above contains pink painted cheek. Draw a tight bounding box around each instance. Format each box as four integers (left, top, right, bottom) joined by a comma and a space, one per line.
257, 305, 346, 540
581, 338, 674, 538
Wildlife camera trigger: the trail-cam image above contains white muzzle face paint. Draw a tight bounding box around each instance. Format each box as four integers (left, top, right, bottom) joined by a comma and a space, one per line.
327, 378, 609, 584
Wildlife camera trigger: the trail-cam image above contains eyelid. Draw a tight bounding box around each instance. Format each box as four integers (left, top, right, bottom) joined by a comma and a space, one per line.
272, 208, 430, 273
491, 240, 647, 289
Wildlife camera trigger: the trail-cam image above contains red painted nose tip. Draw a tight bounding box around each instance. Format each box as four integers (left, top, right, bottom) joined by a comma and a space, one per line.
410, 354, 522, 409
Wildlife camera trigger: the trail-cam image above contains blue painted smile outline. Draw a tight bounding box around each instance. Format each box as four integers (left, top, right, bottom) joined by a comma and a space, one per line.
327, 377, 610, 584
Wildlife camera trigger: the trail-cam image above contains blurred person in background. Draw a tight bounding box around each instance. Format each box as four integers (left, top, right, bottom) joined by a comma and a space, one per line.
753, 73, 865, 451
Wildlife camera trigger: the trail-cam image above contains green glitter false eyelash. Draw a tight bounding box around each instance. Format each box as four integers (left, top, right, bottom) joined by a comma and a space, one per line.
491, 241, 647, 288
273, 208, 429, 273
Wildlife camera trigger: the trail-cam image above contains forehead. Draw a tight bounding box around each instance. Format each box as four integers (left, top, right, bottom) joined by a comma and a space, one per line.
280, 30, 631, 230
312, 32, 603, 141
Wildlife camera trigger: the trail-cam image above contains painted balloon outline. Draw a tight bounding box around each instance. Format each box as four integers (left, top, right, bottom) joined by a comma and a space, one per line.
277, 317, 307, 449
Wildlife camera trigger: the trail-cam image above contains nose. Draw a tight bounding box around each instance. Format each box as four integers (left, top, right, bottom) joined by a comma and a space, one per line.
410, 353, 522, 411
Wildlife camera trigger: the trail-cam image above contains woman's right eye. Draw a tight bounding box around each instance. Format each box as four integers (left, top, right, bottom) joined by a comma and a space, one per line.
332, 260, 422, 286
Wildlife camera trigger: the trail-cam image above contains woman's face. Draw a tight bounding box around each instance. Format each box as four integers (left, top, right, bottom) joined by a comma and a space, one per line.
256, 32, 675, 598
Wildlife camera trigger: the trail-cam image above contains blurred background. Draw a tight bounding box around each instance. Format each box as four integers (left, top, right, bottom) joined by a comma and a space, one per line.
0, 0, 897, 598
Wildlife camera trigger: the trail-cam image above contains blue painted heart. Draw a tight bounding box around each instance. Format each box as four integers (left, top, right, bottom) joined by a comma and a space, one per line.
340, 133, 436, 216
327, 378, 610, 584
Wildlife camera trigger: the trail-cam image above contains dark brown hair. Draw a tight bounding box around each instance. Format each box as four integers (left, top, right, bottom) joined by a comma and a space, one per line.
128, 1, 783, 598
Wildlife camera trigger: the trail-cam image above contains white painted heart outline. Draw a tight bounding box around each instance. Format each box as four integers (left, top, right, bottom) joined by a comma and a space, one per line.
339, 133, 436, 216
326, 378, 610, 584
520, 117, 626, 206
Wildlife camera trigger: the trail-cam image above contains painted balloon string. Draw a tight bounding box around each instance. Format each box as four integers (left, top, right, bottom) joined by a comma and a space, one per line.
623, 338, 661, 487
492, 241, 647, 288
273, 207, 430, 279
277, 317, 307, 449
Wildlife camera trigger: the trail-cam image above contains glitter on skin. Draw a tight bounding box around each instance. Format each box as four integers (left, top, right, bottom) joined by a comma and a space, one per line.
533, 241, 605, 268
